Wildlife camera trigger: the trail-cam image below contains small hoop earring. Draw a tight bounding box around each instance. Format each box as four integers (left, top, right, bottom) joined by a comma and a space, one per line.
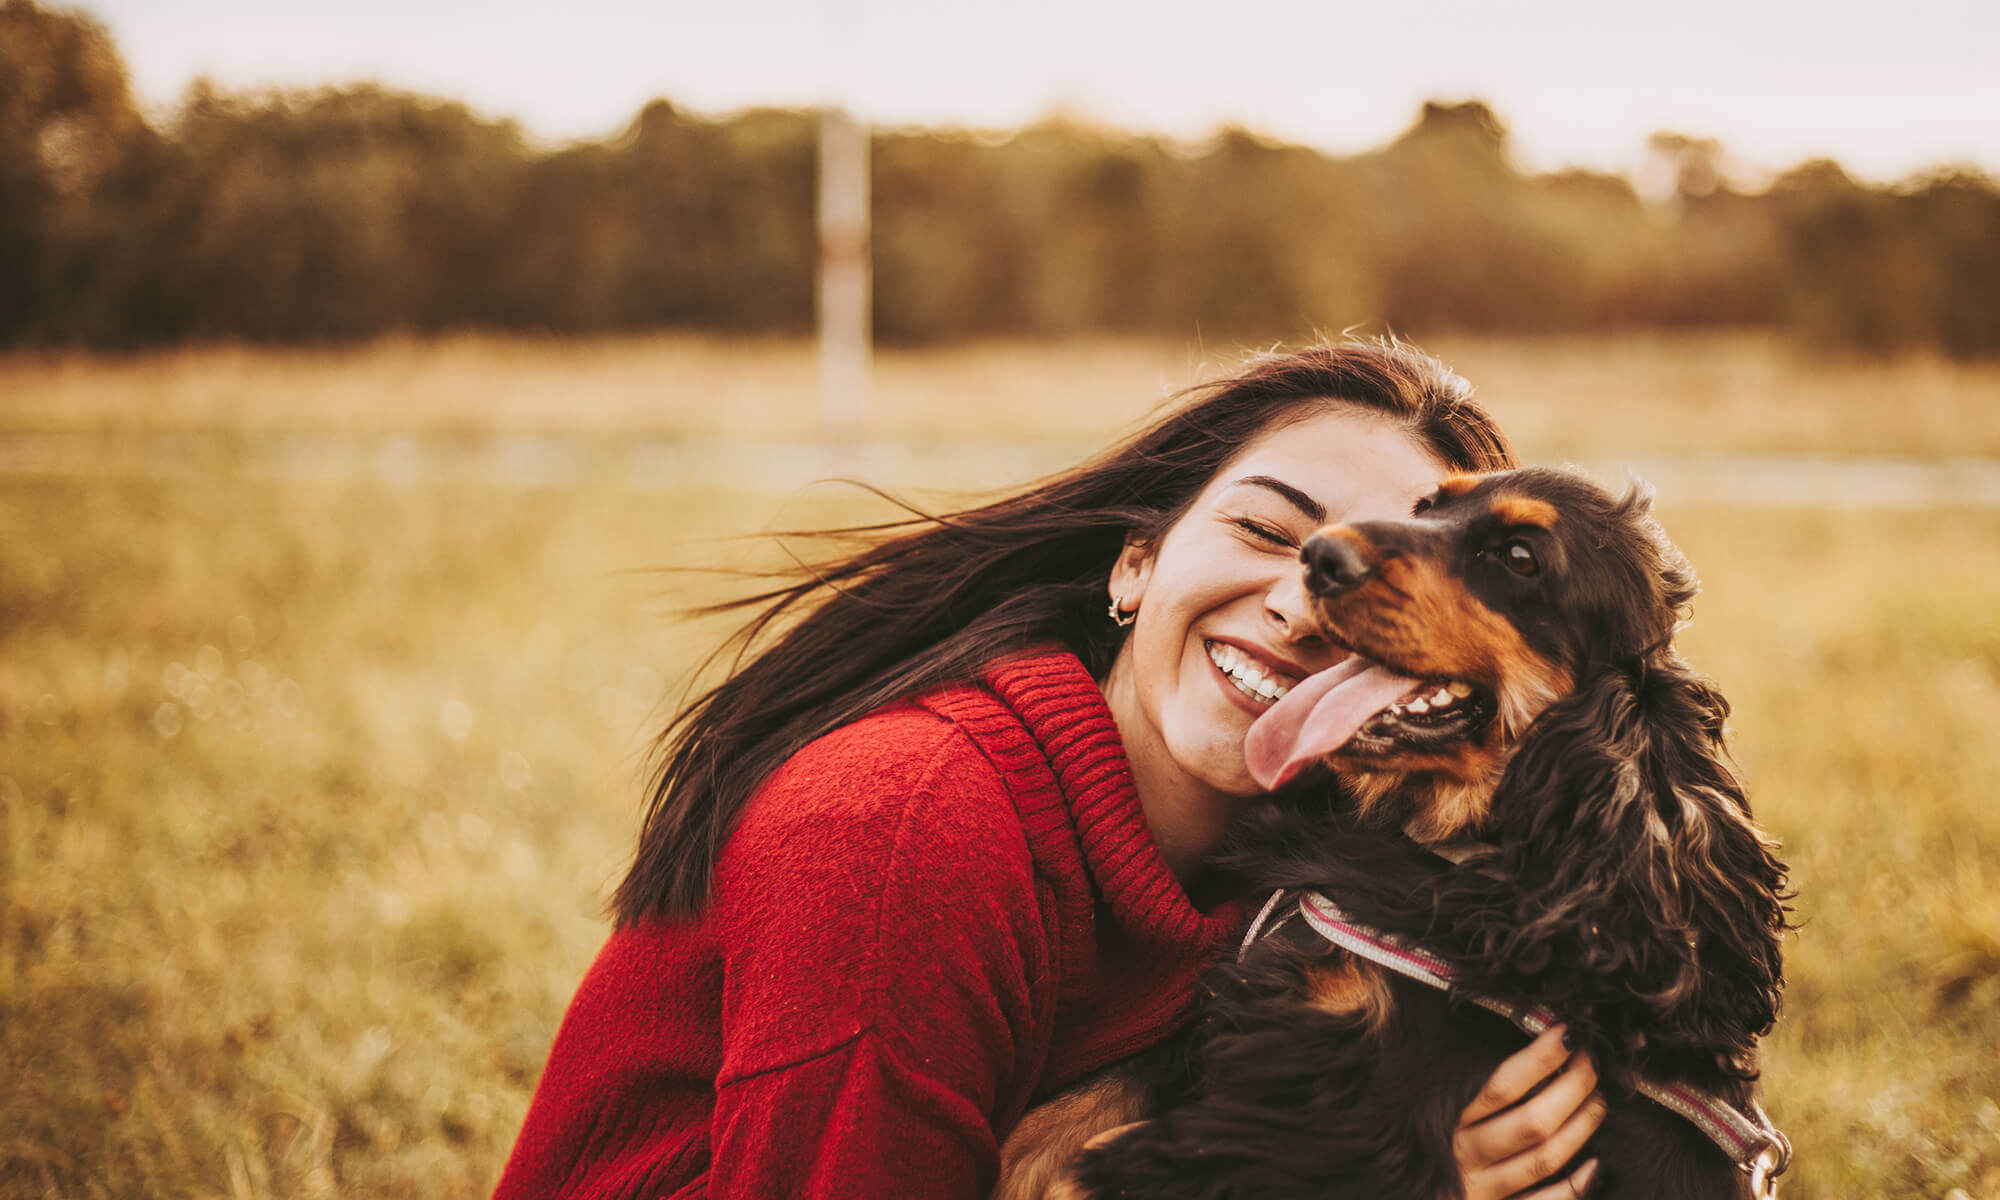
1108, 599, 1137, 628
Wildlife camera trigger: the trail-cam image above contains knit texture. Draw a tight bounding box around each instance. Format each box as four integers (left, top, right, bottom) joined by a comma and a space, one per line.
491, 650, 1241, 1200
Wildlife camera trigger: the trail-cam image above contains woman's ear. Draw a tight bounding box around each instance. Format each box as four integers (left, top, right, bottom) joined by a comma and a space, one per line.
1109, 534, 1156, 611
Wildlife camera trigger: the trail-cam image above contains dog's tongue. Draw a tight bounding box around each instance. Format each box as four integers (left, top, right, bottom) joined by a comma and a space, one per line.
1244, 657, 1422, 791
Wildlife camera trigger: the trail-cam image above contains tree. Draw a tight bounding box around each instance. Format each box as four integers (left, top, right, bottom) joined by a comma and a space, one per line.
0, 0, 145, 340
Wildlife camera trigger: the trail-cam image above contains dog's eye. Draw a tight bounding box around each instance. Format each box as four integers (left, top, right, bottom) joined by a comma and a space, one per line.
1499, 539, 1540, 576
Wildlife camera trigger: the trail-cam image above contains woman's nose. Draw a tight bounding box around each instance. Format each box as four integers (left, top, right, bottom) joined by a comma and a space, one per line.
1265, 569, 1326, 647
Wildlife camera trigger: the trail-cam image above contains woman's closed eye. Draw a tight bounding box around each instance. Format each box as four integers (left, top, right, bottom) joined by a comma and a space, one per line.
1231, 517, 1297, 549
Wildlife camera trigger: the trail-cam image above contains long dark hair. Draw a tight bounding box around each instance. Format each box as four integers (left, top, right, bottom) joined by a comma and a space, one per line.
616, 339, 1518, 922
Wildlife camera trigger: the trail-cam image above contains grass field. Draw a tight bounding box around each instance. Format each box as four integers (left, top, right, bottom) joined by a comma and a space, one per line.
6, 331, 2000, 458
2, 335, 1998, 1198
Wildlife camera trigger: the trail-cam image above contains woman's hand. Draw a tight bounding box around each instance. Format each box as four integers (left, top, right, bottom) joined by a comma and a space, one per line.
1454, 1024, 1607, 1200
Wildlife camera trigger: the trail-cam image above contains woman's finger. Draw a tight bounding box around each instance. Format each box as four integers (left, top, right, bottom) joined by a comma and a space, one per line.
1455, 1049, 1599, 1167
1510, 1157, 1601, 1200
1477, 1097, 1608, 1200
1457, 1024, 1572, 1130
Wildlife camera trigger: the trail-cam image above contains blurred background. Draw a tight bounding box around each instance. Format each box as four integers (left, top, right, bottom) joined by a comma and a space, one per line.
2, 0, 1998, 1195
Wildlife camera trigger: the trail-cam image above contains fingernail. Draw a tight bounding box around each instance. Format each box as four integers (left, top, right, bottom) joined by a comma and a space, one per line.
1573, 1159, 1600, 1194
1561, 1028, 1578, 1050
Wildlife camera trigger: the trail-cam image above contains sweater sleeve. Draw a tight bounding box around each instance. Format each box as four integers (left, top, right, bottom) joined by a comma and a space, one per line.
710, 1032, 995, 1198
705, 707, 1053, 1198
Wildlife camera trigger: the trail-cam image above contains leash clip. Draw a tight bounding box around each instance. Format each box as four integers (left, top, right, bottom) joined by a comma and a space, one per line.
1745, 1128, 1791, 1200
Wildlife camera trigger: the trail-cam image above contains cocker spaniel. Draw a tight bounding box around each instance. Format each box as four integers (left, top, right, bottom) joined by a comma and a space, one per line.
999, 466, 1792, 1200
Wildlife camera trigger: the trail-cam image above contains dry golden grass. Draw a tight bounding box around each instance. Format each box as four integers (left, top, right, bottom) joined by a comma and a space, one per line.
0, 335, 1199, 443
2, 335, 1997, 1198
3, 331, 1999, 458
1666, 508, 2000, 1199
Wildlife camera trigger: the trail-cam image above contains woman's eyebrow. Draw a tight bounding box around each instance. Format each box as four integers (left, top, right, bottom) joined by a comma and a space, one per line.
1231, 475, 1326, 523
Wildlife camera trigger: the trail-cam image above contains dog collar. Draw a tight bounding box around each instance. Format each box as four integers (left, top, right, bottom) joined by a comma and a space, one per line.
1238, 888, 1792, 1198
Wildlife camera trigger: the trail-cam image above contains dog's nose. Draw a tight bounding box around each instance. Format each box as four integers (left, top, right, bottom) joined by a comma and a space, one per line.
1303, 533, 1374, 595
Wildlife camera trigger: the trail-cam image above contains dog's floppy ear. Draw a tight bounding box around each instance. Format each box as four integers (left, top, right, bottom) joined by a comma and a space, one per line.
1463, 651, 1789, 1079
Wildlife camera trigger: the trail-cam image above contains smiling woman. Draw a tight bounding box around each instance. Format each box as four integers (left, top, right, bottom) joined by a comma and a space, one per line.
492, 340, 1606, 1200
1099, 408, 1445, 877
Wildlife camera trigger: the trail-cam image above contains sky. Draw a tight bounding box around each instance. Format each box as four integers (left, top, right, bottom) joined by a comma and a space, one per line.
80, 0, 2000, 185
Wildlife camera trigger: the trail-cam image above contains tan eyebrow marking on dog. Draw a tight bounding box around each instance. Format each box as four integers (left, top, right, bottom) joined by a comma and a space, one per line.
1490, 495, 1559, 528
1437, 474, 1481, 497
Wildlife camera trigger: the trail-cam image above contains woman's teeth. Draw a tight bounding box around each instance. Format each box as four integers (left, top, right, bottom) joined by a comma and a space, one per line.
1205, 640, 1296, 705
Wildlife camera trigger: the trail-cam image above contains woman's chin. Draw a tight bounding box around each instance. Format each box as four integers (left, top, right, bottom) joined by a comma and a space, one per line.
1181, 742, 1268, 801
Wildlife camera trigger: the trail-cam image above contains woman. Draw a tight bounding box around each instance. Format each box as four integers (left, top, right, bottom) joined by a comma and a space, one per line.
493, 341, 1606, 1199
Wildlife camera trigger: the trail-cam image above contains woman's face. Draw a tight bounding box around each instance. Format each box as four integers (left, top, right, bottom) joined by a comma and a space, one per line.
1106, 404, 1446, 801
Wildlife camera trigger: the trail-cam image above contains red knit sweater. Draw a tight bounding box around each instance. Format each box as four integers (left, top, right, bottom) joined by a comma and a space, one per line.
491, 651, 1241, 1199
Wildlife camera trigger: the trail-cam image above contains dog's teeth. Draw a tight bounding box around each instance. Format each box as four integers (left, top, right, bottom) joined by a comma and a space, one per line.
1446, 681, 1473, 698
1406, 697, 1430, 714
1430, 687, 1454, 707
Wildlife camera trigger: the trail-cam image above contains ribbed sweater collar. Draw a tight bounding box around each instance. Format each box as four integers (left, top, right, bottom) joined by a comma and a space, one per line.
979, 650, 1240, 953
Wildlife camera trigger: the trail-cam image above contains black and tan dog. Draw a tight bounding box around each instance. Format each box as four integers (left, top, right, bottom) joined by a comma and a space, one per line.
998, 466, 1791, 1200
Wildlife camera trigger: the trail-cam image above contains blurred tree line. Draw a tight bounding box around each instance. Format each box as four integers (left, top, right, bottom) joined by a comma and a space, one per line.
4, 0, 1998, 355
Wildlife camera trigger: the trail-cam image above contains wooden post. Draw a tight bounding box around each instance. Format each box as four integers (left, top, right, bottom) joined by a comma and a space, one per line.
817, 106, 870, 439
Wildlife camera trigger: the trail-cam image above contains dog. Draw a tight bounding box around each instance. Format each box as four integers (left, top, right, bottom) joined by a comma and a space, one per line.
996, 466, 1791, 1200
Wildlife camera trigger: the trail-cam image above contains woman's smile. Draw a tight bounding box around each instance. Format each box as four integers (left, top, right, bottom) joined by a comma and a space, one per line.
1203, 638, 1305, 711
